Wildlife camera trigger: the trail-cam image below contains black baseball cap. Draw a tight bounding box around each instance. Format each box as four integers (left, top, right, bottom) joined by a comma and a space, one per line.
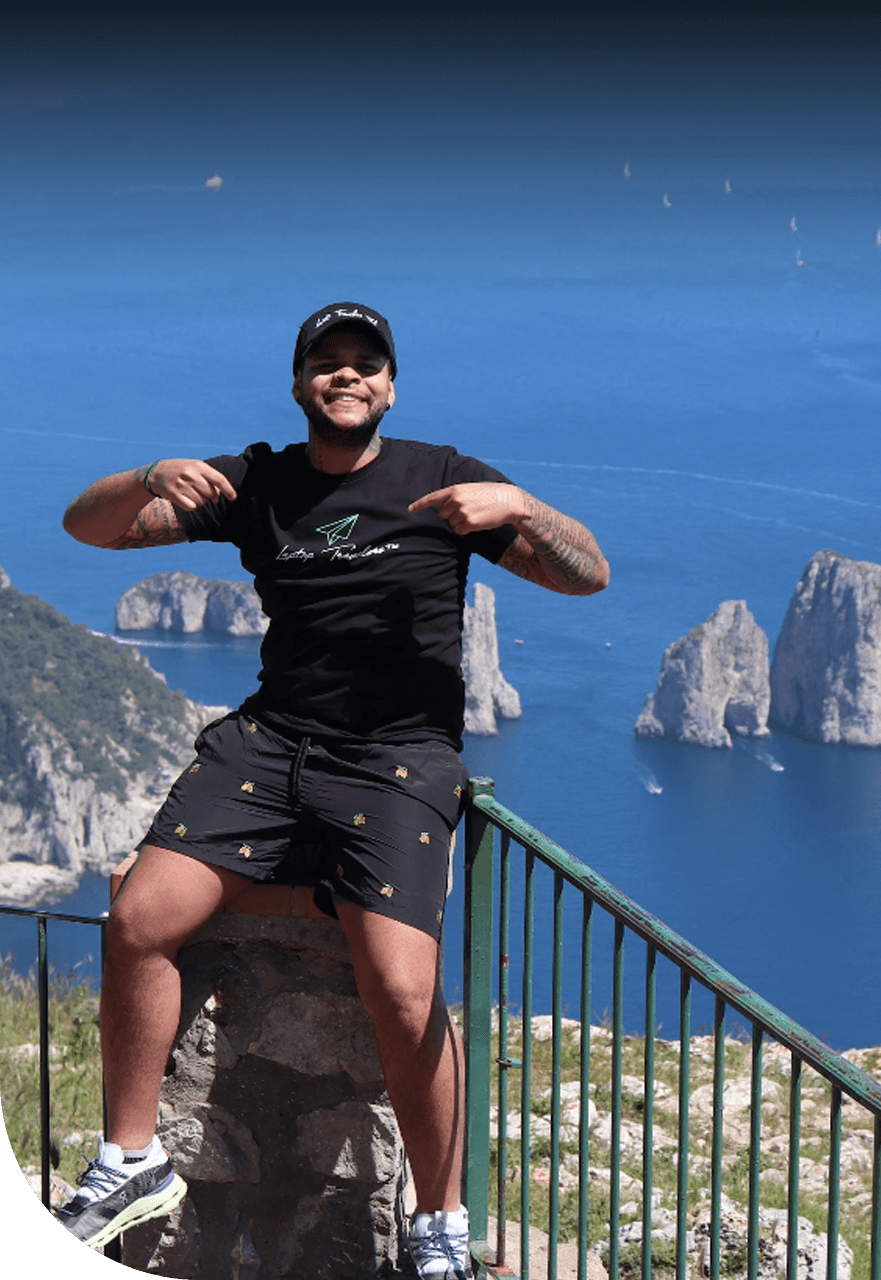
293, 302, 397, 379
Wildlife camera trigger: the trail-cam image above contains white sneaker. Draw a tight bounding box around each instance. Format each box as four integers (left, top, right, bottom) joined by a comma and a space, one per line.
55, 1136, 187, 1249
407, 1205, 472, 1279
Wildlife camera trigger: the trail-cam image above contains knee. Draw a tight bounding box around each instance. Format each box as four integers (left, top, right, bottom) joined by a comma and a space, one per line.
357, 964, 444, 1040
107, 895, 180, 963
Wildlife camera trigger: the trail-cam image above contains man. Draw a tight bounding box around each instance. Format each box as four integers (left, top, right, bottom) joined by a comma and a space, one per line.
58, 302, 609, 1278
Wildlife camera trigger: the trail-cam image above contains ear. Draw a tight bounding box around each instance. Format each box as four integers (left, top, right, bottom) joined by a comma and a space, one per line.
292, 374, 301, 404
386, 381, 396, 409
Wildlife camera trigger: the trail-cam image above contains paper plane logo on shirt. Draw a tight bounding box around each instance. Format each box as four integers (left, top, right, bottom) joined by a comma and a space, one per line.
316, 515, 359, 547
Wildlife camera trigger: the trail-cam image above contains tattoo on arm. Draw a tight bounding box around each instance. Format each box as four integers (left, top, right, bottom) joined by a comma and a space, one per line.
110, 498, 188, 550
499, 493, 609, 595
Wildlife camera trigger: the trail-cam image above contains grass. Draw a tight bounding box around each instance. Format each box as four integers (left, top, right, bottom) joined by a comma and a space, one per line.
0, 958, 104, 1190
463, 1011, 880, 1278
3, 969, 878, 1276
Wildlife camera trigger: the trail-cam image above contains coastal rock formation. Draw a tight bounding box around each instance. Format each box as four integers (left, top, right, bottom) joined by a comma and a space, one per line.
116, 570, 268, 636
0, 564, 10, 589
462, 582, 522, 735
770, 550, 881, 745
0, 585, 226, 906
635, 600, 770, 748
117, 572, 521, 736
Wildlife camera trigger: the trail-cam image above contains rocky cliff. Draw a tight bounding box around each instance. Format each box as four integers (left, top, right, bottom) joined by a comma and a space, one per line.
118, 571, 521, 736
116, 571, 268, 636
462, 582, 522, 735
635, 600, 770, 748
0, 569, 224, 906
770, 550, 881, 746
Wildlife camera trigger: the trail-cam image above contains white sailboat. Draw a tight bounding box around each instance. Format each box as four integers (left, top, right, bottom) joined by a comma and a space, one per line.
624, 162, 631, 178
790, 215, 798, 232
795, 247, 804, 266
724, 178, 731, 193
663, 192, 672, 209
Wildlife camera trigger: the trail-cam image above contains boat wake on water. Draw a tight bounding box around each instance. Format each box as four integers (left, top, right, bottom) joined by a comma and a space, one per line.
636, 766, 663, 795
754, 747, 785, 773
92, 631, 221, 651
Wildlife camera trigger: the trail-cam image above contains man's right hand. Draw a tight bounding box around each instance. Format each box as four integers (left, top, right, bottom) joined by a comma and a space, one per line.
137, 459, 237, 511
62, 459, 237, 549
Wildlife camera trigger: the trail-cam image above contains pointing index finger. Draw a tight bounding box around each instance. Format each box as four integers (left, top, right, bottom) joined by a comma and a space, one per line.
408, 488, 450, 514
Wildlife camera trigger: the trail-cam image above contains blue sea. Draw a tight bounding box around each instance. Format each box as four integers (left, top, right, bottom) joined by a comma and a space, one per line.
2, 5, 881, 1050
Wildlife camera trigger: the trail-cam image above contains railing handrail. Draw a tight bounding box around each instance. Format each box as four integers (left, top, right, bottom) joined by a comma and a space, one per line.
470, 784, 881, 1117
0, 904, 107, 927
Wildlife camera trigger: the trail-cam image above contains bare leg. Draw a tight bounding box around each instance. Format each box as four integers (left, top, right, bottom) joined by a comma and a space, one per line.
102, 846, 248, 1149
338, 905, 464, 1213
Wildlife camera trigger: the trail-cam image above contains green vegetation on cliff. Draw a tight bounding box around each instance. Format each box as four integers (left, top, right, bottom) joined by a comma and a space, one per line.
0, 585, 197, 804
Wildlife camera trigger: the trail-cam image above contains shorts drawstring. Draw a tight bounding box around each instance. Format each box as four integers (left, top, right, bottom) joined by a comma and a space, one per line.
289, 735, 311, 807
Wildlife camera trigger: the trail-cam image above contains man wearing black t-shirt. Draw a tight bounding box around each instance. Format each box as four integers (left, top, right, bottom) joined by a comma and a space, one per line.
59, 302, 609, 1277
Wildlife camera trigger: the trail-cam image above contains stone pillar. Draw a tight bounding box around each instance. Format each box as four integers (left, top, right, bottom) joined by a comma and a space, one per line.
113, 861, 407, 1279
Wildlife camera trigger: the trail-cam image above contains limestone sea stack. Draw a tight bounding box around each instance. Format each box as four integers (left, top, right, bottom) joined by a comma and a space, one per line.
462, 582, 522, 736
770, 549, 881, 745
116, 570, 269, 636
635, 600, 770, 748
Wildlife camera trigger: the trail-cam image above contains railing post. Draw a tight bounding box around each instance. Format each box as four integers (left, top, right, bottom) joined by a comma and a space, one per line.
464, 777, 496, 1249
37, 915, 50, 1211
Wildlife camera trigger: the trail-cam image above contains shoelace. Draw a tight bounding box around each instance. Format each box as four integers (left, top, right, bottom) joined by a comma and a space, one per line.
74, 1158, 129, 1201
409, 1224, 470, 1274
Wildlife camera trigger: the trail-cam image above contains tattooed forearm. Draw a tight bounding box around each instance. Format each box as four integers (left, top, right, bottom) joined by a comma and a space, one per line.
110, 499, 187, 550
500, 491, 610, 595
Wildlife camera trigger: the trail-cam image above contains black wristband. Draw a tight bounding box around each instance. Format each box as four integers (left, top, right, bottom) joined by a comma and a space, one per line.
143, 461, 162, 497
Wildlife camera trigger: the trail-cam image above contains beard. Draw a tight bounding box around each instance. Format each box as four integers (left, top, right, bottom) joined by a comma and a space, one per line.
304, 398, 389, 450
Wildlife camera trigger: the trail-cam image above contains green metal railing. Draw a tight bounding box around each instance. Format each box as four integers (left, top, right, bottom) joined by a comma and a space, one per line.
0, 903, 122, 1264
463, 777, 881, 1280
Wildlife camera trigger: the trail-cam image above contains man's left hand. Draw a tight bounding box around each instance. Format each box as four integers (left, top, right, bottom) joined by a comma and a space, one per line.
408, 483, 524, 535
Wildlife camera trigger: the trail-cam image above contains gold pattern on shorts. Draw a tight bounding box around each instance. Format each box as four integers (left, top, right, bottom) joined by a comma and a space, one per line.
353, 813, 366, 826
336, 864, 344, 877
246, 723, 258, 733
240, 781, 255, 793
188, 763, 202, 774
395, 765, 409, 779
239, 844, 253, 858
419, 832, 430, 844
453, 784, 463, 798
174, 823, 187, 837
380, 883, 394, 899
436, 910, 443, 924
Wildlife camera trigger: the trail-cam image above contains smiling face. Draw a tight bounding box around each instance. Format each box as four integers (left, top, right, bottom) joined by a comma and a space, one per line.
292, 326, 395, 441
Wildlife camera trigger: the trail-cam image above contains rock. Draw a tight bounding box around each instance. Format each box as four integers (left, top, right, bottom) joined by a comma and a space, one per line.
0, 583, 229, 905
770, 549, 881, 745
462, 582, 521, 735
116, 570, 269, 636
635, 600, 770, 748
0, 565, 10, 589
690, 1194, 852, 1280
116, 573, 520, 732
123, 910, 406, 1279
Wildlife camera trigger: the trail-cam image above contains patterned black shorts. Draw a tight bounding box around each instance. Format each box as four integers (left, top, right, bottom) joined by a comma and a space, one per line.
139, 711, 470, 940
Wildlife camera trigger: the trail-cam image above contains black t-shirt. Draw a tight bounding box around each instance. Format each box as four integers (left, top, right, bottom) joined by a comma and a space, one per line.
178, 438, 518, 747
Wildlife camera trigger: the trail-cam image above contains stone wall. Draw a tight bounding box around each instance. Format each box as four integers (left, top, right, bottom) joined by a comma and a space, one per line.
120, 884, 407, 1279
